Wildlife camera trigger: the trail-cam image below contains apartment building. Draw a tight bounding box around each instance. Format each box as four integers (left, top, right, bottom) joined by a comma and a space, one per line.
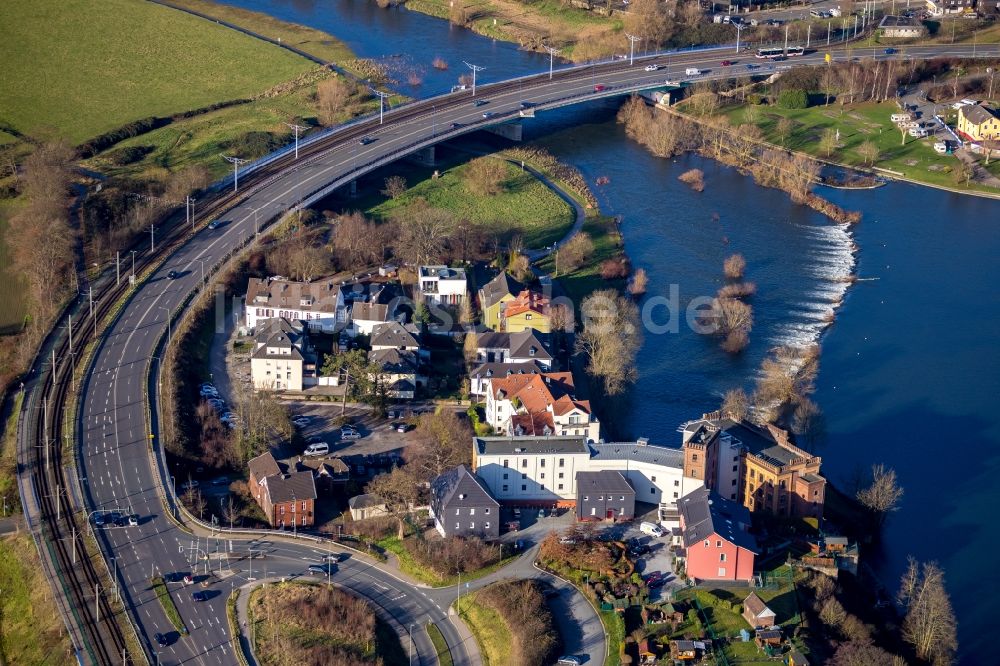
418, 265, 467, 306
485, 372, 600, 441
249, 318, 316, 391
245, 276, 341, 332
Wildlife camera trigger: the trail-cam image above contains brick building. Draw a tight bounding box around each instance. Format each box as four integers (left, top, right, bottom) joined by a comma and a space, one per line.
248, 452, 318, 528
677, 487, 756, 582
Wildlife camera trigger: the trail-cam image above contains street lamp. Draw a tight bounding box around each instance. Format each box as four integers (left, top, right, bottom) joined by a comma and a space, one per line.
195, 258, 206, 286
370, 89, 391, 124
625, 33, 641, 66
543, 44, 560, 80
283, 122, 308, 159
733, 22, 745, 54
463, 61, 484, 96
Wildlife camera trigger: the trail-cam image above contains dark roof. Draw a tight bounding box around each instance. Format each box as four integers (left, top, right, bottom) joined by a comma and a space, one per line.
879, 14, 921, 28
252, 318, 307, 360
590, 441, 685, 468
509, 330, 553, 361
469, 360, 545, 380
369, 347, 418, 374
248, 452, 281, 480
678, 487, 757, 552
961, 103, 1000, 127
348, 493, 385, 509
431, 465, 499, 513
479, 272, 525, 308
370, 323, 420, 349
263, 470, 317, 503
576, 470, 635, 495
474, 436, 590, 456
475, 331, 510, 350
246, 276, 340, 312
351, 301, 389, 322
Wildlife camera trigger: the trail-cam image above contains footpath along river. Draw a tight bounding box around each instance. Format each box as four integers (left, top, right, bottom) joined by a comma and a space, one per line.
220, 0, 999, 657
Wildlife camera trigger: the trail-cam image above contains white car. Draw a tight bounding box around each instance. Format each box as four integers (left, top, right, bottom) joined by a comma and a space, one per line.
644, 64, 660, 72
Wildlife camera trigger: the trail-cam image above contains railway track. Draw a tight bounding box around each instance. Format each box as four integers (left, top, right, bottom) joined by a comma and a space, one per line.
23, 42, 873, 663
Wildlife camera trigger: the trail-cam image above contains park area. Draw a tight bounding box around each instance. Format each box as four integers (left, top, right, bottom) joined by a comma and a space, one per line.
0, 0, 313, 144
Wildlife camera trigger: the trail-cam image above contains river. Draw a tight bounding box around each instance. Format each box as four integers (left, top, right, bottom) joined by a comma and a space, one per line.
220, 0, 999, 658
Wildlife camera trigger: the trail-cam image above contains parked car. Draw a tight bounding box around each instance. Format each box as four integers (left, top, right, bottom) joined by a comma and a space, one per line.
512, 507, 522, 518
394, 422, 414, 433
183, 574, 194, 585
639, 521, 664, 537
340, 427, 361, 440
292, 416, 310, 427
199, 385, 218, 398
128, 514, 139, 526
308, 564, 333, 575
93, 514, 106, 527
557, 657, 582, 666
323, 553, 346, 563
305, 441, 329, 457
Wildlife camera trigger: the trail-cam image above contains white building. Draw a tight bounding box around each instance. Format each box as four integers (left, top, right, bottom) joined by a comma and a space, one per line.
249, 318, 316, 391
472, 436, 703, 510
245, 276, 342, 333
472, 330, 554, 370
418, 266, 467, 306
485, 372, 600, 441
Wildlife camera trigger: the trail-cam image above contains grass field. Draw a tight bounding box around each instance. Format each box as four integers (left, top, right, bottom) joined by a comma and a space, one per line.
535, 214, 624, 308
0, 533, 72, 664
0, 393, 24, 516
0, 0, 313, 143
723, 100, 997, 192
427, 622, 455, 666
364, 159, 575, 249
455, 594, 512, 666
161, 0, 355, 65
376, 536, 516, 587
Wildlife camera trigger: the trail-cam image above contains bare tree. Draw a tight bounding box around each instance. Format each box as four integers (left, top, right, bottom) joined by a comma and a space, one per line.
776, 117, 795, 147
723, 254, 746, 279
819, 128, 839, 158
316, 77, 355, 125
898, 558, 957, 665
392, 203, 453, 266
222, 495, 239, 529
556, 232, 594, 275
464, 157, 507, 196
366, 467, 420, 538
623, 0, 672, 46
858, 140, 880, 167
721, 388, 750, 421
406, 409, 473, 483
382, 175, 407, 199
856, 463, 904, 528
577, 290, 642, 395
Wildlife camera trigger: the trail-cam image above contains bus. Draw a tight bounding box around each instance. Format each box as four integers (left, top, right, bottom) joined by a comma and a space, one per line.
787, 46, 805, 57
756, 46, 805, 59
756, 48, 783, 59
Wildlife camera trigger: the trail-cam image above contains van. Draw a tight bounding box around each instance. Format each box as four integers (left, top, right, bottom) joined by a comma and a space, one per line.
685, 67, 701, 76
640, 521, 665, 538
304, 442, 329, 457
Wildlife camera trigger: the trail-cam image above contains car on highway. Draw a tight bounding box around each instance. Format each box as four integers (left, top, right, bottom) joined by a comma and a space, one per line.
207, 220, 221, 230
192, 591, 208, 602
167, 270, 179, 280
884, 48, 897, 55
594, 84, 606, 91
473, 99, 488, 107
644, 64, 660, 72
155, 633, 169, 648
721, 60, 734, 66
308, 563, 334, 575
482, 111, 494, 119
340, 426, 361, 440
450, 122, 462, 129
519, 101, 534, 109
745, 63, 759, 71
359, 136, 375, 145
93, 514, 105, 527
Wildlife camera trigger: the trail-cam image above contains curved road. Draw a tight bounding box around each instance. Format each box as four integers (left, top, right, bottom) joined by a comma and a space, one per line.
63, 40, 1000, 666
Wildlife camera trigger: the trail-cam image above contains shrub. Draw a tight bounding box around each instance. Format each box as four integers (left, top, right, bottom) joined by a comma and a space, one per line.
476, 581, 560, 666
723, 253, 746, 279
778, 89, 809, 109
717, 282, 756, 299
105, 145, 154, 165
678, 168, 705, 192
600, 255, 632, 280
226, 131, 284, 160
747, 93, 764, 105
404, 536, 501, 577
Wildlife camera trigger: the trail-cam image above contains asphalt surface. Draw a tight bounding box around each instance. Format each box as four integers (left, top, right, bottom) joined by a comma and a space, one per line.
71, 40, 999, 666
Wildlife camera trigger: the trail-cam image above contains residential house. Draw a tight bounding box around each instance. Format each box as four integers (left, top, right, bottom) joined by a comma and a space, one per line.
670, 640, 699, 661
472, 330, 554, 369
472, 436, 703, 510
418, 265, 467, 306
500, 290, 554, 334
370, 322, 422, 353
576, 470, 635, 521
479, 272, 525, 330
957, 103, 1000, 142
485, 372, 600, 441
296, 457, 350, 495
369, 347, 421, 399
348, 494, 388, 521
249, 318, 316, 391
247, 452, 317, 528
742, 592, 777, 629
343, 281, 405, 336
245, 276, 342, 332
430, 465, 501, 539
682, 412, 826, 520
878, 15, 929, 37
678, 487, 756, 582
925, 0, 976, 15
638, 639, 658, 665
469, 361, 545, 398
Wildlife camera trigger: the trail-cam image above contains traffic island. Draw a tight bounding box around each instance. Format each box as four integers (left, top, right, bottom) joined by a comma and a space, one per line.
150, 576, 188, 635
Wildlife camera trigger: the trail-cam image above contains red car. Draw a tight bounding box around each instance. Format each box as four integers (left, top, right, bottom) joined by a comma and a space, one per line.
721, 60, 734, 66
594, 84, 606, 92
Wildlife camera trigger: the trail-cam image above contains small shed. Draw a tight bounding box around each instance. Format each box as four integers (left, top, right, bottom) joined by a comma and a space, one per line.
739, 628, 751, 642
638, 639, 657, 664
742, 592, 777, 629
755, 629, 783, 648
348, 493, 388, 521
786, 650, 810, 666
670, 640, 698, 661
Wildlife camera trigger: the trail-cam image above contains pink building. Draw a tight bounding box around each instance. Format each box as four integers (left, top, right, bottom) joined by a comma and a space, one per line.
677, 487, 757, 583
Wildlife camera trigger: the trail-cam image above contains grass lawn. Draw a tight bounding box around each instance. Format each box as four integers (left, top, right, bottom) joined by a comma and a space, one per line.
150, 576, 186, 633
427, 622, 455, 666
161, 0, 355, 66
0, 392, 23, 515
376, 536, 516, 587
535, 214, 624, 309
365, 159, 575, 249
455, 593, 512, 666
0, 0, 313, 143
722, 100, 998, 193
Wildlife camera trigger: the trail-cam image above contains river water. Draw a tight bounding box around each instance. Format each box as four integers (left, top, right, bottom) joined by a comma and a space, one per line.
222, 0, 999, 658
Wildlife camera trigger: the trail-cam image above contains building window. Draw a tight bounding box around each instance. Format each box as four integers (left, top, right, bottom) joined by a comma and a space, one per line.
674, 479, 679, 487
280, 506, 285, 514
541, 484, 545, 490
591, 507, 596, 516
598, 496, 603, 501
302, 501, 307, 511
521, 473, 527, 480
558, 472, 564, 479
651, 476, 657, 483
455, 509, 460, 515
718, 567, 727, 577
650, 488, 655, 495
503, 459, 509, 467
733, 465, 738, 472
503, 473, 509, 480
456, 523, 460, 530
716, 540, 722, 547
584, 496, 589, 501
558, 458, 565, 467
540, 472, 546, 479
620, 496, 625, 501
521, 485, 527, 491
485, 508, 490, 515
502, 485, 508, 492
558, 484, 564, 490
540, 459, 545, 468
485, 522, 490, 529
470, 522, 475, 529
732, 479, 737, 486
470, 508, 475, 515
673, 492, 678, 499
521, 460, 527, 468
704, 539, 709, 547
720, 553, 727, 562
692, 454, 698, 461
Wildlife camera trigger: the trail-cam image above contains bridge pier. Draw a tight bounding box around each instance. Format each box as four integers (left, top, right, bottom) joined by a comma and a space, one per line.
406, 145, 437, 167
485, 121, 523, 142
349, 179, 357, 198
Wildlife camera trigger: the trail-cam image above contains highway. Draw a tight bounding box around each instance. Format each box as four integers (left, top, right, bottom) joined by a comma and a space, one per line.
25, 40, 1000, 666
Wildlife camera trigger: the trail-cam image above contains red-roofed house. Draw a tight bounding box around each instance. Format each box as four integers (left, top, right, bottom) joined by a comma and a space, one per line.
485, 372, 600, 441
500, 290, 553, 334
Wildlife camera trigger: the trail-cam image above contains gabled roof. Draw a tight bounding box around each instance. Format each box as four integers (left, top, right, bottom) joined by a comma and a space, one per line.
508, 330, 553, 361
743, 592, 775, 618
252, 317, 308, 360
469, 360, 545, 380
678, 487, 757, 552
479, 272, 525, 309
510, 412, 555, 436
246, 276, 340, 312
431, 465, 499, 512
348, 493, 385, 509
263, 470, 317, 503
369, 347, 418, 374
351, 301, 389, 323
576, 470, 635, 495
960, 103, 1000, 127
489, 372, 581, 415
502, 290, 550, 319
370, 323, 420, 349
248, 451, 281, 481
